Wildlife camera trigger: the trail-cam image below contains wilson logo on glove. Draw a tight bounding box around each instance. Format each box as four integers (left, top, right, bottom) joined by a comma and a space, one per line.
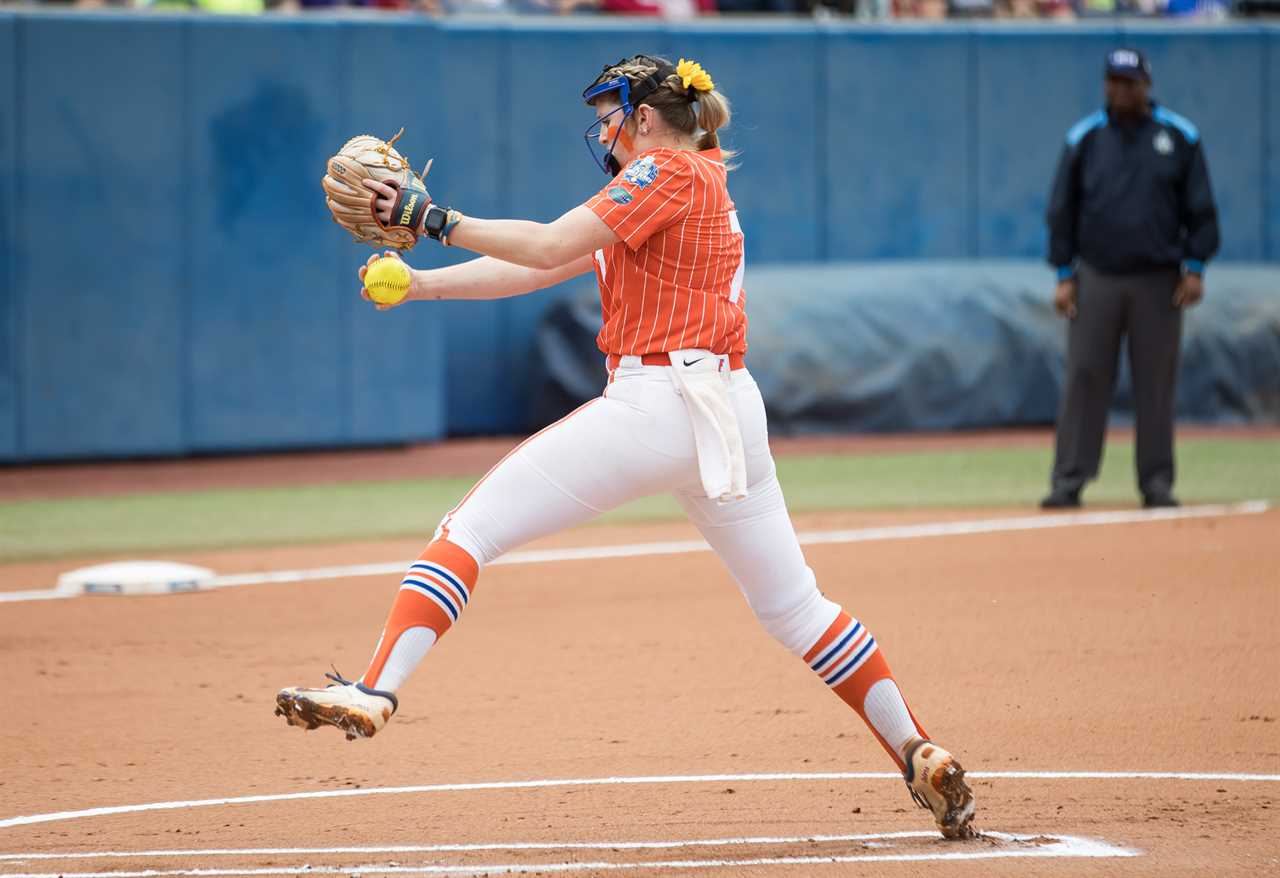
400, 193, 421, 226
321, 128, 434, 251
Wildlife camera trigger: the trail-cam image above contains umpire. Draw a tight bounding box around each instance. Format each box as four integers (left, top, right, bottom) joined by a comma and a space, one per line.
1041, 48, 1219, 510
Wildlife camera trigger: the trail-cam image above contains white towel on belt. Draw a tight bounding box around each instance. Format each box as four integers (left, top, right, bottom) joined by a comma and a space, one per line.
666, 349, 748, 503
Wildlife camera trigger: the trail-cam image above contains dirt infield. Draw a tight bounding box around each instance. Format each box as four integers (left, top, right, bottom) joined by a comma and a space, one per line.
3, 504, 1277, 876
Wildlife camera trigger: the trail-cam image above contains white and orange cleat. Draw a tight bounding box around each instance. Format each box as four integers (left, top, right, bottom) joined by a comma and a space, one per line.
903, 737, 976, 839
275, 671, 397, 741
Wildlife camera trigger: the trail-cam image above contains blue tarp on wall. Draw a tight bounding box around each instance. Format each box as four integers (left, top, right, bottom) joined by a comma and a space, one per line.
534, 262, 1280, 433
1, 14, 1277, 459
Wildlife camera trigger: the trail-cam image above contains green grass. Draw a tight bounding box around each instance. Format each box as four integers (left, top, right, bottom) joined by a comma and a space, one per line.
1, 438, 1275, 564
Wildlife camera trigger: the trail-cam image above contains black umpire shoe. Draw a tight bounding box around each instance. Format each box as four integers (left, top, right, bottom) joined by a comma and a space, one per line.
1143, 493, 1179, 509
1040, 489, 1081, 509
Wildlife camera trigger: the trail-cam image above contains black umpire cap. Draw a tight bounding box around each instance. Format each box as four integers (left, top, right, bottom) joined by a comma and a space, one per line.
1105, 48, 1152, 82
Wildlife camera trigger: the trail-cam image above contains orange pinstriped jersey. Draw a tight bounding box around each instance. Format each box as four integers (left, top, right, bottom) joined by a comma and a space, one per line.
585, 147, 747, 357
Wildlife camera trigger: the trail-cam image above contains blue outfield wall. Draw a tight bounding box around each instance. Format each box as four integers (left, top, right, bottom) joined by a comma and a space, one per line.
1269, 31, 1280, 262
0, 14, 15, 460
0, 14, 1276, 460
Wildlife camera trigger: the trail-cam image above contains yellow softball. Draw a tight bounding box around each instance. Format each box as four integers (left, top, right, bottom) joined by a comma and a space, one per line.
364, 257, 411, 305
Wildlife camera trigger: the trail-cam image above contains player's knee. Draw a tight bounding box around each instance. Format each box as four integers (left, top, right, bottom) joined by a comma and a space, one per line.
432, 517, 499, 568
751, 568, 841, 657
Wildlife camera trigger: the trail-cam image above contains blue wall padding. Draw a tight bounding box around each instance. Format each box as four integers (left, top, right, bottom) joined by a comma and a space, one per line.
186, 21, 350, 450
973, 28, 1118, 260
0, 14, 16, 459
535, 262, 1280, 433
3, 12, 447, 461
19, 16, 188, 459
1268, 30, 1280, 264
1, 13, 1277, 459
827, 28, 972, 260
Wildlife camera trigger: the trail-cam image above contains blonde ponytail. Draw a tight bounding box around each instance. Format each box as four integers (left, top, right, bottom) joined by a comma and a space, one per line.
694, 89, 735, 165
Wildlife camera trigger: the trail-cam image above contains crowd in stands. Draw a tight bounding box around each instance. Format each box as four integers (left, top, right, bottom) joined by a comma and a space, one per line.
7, 0, 1250, 20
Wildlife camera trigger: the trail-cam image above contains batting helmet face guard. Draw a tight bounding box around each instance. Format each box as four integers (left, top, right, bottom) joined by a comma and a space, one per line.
582, 55, 679, 176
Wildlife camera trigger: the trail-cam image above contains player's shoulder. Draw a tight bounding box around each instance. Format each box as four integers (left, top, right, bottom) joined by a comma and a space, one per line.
1151, 104, 1200, 145
1065, 109, 1108, 148
620, 149, 693, 188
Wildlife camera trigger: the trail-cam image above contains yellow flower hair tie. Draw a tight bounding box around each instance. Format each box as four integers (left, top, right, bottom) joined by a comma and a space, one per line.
676, 58, 714, 94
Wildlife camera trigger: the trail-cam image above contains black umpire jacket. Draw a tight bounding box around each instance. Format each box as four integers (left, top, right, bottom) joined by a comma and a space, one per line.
1046, 101, 1220, 277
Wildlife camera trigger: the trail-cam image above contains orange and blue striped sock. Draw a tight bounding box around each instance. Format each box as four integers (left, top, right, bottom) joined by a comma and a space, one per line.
805, 610, 927, 771
361, 539, 479, 693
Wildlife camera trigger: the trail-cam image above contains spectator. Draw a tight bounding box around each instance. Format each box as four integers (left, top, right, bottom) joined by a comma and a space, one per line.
792, 0, 858, 14
140, 0, 267, 10
272, 0, 444, 10
993, 0, 1077, 14
557, 0, 714, 14
1041, 48, 1220, 510
994, 0, 1040, 17
949, 0, 995, 18
895, 0, 947, 16
1036, 0, 1075, 16
717, 0, 794, 11
1164, 0, 1230, 16
1075, 0, 1116, 14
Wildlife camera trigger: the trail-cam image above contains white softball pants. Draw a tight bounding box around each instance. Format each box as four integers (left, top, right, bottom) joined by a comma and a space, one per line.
436, 362, 841, 658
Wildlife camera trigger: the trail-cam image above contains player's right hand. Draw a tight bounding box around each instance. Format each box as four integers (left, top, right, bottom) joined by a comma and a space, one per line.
1053, 278, 1078, 319
358, 250, 409, 311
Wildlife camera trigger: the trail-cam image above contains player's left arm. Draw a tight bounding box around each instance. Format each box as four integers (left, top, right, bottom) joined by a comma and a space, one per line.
415, 253, 596, 301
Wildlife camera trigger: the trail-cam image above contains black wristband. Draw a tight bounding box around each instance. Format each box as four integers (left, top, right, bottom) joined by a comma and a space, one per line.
423, 204, 451, 241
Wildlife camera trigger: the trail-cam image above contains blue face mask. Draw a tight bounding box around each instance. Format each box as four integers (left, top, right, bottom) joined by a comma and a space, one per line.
581, 57, 679, 176
582, 76, 633, 177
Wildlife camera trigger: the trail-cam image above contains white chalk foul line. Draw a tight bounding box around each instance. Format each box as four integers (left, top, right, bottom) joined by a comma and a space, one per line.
0, 831, 1112, 863
0, 833, 909, 862
1, 501, 1268, 604
0, 832, 1139, 875
0, 589, 73, 603
1, 770, 1275, 832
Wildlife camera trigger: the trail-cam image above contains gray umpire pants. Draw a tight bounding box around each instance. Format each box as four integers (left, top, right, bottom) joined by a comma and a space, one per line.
1050, 261, 1183, 498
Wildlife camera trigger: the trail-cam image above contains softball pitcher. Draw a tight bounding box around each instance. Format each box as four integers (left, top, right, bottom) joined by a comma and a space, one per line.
277, 55, 975, 839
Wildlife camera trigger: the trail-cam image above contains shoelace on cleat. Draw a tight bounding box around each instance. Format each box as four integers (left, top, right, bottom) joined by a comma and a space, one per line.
906, 782, 930, 811
325, 666, 354, 687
